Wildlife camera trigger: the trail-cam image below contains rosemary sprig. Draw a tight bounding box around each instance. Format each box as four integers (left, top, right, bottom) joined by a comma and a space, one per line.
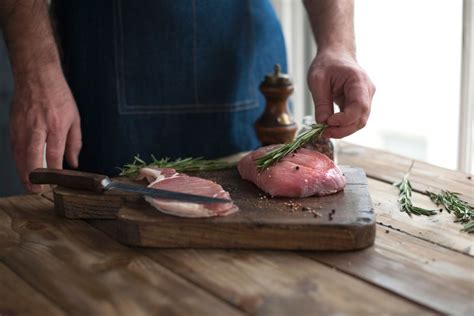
119, 154, 236, 177
427, 190, 474, 233
395, 162, 437, 217
255, 123, 327, 170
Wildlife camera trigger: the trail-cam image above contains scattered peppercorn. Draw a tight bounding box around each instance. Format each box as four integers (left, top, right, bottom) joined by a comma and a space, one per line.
385, 230, 389, 234
284, 200, 303, 211
468, 176, 472, 180
295, 166, 300, 170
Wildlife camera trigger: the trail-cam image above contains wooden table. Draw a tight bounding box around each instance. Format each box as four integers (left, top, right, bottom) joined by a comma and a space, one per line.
1, 142, 473, 315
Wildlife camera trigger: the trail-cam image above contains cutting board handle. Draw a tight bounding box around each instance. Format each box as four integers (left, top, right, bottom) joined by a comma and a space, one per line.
29, 168, 110, 193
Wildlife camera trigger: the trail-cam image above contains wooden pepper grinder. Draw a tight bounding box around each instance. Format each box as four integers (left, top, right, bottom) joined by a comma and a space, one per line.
255, 64, 297, 145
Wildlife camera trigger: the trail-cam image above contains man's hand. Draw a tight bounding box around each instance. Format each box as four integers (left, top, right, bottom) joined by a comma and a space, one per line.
308, 50, 375, 138
2, 0, 82, 192
304, 0, 375, 138
9, 66, 82, 193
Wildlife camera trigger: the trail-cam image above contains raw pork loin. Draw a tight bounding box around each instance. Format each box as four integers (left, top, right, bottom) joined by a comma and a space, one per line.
138, 168, 238, 217
238, 146, 346, 197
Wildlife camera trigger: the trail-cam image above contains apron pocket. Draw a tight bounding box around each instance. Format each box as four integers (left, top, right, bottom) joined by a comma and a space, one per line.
113, 0, 258, 115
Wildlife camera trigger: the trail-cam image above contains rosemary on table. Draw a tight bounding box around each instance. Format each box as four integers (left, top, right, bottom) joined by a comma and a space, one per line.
119, 155, 236, 177
394, 162, 437, 217
426, 190, 474, 233
255, 123, 327, 171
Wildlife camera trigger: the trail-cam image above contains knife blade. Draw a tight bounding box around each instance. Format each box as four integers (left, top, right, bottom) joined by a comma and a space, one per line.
29, 168, 232, 204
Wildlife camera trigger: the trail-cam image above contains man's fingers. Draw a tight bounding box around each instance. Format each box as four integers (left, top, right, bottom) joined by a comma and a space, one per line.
327, 107, 360, 127
327, 80, 370, 127
65, 119, 82, 168
25, 129, 47, 193
9, 66, 81, 193
11, 133, 29, 191
309, 73, 334, 124
46, 132, 67, 169
323, 117, 368, 139
344, 79, 371, 115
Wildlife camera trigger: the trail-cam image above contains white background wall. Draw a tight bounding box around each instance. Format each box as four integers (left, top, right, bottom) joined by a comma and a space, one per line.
350, 0, 463, 170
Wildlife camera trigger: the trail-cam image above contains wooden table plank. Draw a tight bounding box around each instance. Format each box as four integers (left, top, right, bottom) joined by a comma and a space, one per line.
0, 195, 243, 316
2, 141, 471, 315
0, 262, 65, 316
338, 142, 473, 203
368, 178, 474, 256
305, 226, 474, 315
143, 249, 434, 315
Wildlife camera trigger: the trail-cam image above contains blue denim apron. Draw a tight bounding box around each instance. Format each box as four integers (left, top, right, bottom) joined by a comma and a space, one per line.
53, 0, 287, 175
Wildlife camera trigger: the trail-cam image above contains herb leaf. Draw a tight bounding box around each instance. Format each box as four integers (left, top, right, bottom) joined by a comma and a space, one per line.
119, 155, 236, 177
395, 162, 436, 217
395, 174, 437, 217
255, 123, 327, 170
427, 190, 474, 233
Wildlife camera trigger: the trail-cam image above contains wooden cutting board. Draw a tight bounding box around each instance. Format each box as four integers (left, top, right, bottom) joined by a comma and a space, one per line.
52, 166, 375, 250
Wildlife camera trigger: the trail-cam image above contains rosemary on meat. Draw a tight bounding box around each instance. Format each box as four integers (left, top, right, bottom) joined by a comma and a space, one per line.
394, 162, 437, 217
427, 190, 474, 233
119, 155, 236, 177
255, 123, 327, 170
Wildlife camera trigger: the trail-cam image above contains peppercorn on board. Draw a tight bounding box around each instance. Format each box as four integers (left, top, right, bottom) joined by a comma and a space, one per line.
52, 166, 375, 250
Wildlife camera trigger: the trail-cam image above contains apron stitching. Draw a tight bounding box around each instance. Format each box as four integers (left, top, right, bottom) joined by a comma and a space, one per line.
119, 1, 127, 115
192, 0, 200, 104
114, 0, 131, 116
112, 1, 263, 115
249, 0, 258, 102
113, 0, 124, 115
114, 101, 259, 115
117, 98, 259, 113
122, 99, 256, 109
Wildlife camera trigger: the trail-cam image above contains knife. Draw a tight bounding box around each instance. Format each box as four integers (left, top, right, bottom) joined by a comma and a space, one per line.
29, 168, 232, 204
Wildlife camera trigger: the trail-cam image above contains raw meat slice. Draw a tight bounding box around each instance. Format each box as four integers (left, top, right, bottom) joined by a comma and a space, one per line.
238, 145, 346, 197
138, 167, 238, 218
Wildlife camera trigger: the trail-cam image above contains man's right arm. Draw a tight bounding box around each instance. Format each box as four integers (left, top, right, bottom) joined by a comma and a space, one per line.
1, 0, 82, 192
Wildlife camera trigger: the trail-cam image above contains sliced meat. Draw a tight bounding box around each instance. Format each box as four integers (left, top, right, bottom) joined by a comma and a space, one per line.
238, 146, 346, 197
138, 167, 238, 217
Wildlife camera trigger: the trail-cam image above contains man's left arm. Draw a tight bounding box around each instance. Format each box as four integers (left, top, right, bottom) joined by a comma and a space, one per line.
303, 0, 375, 138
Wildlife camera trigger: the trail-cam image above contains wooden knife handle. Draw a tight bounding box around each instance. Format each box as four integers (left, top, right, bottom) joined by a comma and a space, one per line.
29, 168, 111, 193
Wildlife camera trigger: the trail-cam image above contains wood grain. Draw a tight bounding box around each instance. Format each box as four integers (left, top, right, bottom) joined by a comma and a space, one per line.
0, 262, 64, 316
368, 178, 474, 256
0, 195, 242, 316
143, 249, 433, 315
338, 142, 473, 204
3, 141, 471, 315
54, 167, 376, 250
305, 226, 474, 315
